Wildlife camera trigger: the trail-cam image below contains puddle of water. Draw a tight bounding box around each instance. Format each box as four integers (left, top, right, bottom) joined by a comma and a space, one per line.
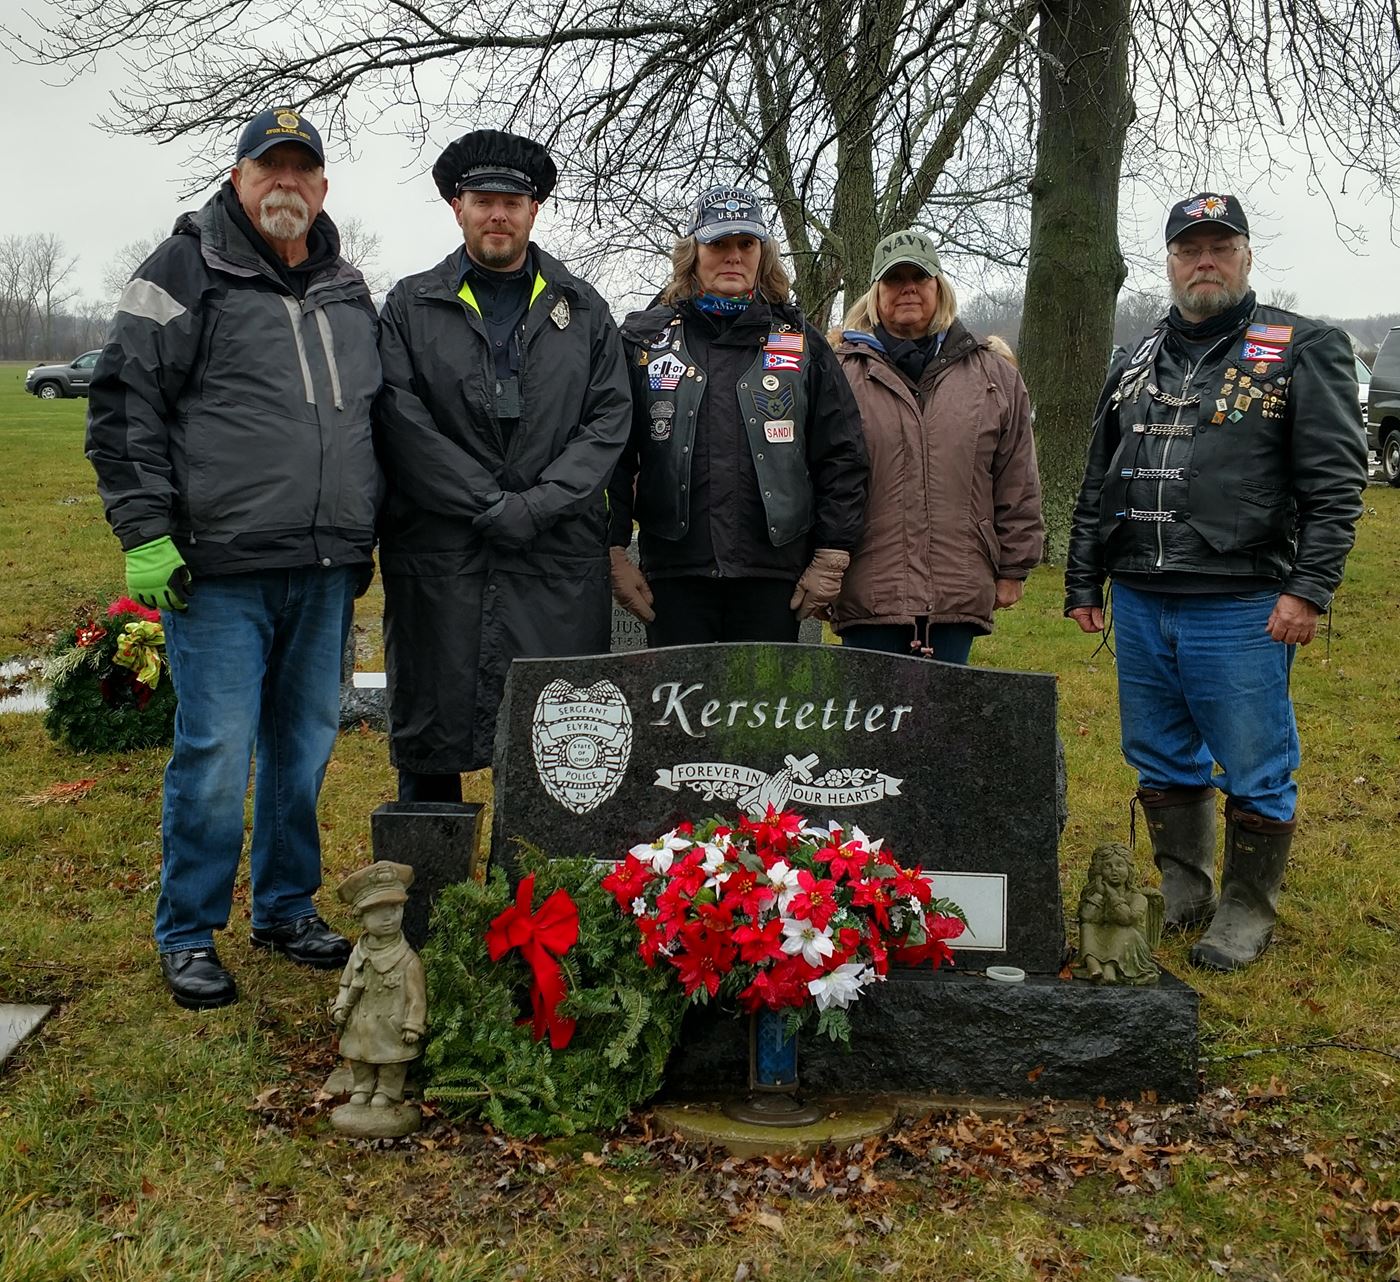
0, 658, 47, 715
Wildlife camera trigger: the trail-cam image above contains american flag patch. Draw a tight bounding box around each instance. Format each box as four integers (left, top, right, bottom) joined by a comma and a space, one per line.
1247, 323, 1293, 345
762, 351, 801, 371
1183, 195, 1229, 219
765, 330, 804, 354
1240, 341, 1284, 364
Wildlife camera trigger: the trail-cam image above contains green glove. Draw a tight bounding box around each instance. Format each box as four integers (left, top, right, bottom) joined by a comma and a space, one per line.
125, 536, 191, 611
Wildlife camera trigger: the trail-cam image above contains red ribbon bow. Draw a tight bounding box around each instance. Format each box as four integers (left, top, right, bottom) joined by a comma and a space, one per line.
485, 874, 580, 1049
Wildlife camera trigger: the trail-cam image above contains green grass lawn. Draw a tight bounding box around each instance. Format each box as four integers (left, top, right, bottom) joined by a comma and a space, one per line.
0, 362, 1397, 1279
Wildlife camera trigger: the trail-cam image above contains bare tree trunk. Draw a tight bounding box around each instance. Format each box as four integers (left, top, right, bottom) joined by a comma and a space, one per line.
1019, 0, 1132, 564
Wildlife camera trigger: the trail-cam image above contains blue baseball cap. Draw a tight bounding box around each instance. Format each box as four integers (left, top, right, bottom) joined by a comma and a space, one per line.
236, 108, 325, 165
686, 185, 769, 243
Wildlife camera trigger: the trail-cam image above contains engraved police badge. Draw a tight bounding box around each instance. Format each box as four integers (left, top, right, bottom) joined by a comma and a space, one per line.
550, 297, 571, 330
531, 679, 633, 814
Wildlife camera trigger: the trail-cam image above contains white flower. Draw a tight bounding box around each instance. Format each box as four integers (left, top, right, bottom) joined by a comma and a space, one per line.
800, 819, 843, 843
780, 916, 836, 967
629, 830, 691, 875
699, 842, 731, 890
848, 824, 883, 855
631, 897, 649, 917
807, 961, 874, 1011
765, 859, 802, 912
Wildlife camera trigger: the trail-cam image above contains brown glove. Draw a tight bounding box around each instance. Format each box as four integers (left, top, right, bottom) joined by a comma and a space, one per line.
609, 546, 655, 622
788, 548, 850, 620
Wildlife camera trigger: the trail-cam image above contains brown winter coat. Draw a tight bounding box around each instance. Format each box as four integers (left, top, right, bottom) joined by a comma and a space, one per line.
830, 321, 1044, 635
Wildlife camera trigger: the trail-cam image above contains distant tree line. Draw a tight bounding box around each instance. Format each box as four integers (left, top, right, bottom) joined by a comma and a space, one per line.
0, 233, 108, 361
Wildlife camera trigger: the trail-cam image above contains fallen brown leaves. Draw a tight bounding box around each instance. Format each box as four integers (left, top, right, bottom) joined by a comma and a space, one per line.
18, 777, 96, 807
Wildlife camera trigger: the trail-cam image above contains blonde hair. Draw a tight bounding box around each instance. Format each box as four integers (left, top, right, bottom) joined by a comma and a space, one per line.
841, 273, 959, 337
660, 235, 793, 305
984, 334, 1018, 367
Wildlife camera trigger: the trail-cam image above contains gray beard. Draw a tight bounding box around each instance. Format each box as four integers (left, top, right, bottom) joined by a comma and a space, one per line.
1170, 276, 1250, 319
259, 198, 311, 242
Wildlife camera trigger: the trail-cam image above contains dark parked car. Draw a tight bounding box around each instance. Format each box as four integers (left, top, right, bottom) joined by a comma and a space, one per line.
1366, 329, 1400, 486
24, 350, 101, 399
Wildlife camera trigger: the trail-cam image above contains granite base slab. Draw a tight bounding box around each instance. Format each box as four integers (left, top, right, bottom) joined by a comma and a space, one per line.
0, 1004, 52, 1067
664, 970, 1199, 1103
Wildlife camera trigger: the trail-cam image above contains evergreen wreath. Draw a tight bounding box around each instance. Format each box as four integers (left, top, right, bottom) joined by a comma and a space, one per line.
43, 598, 178, 754
421, 851, 686, 1138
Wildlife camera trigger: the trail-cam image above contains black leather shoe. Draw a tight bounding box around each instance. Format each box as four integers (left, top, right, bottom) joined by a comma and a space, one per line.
160, 947, 237, 1010
250, 915, 351, 969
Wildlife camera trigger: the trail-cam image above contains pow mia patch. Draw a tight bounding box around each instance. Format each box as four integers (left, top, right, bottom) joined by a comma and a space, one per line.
531, 679, 633, 815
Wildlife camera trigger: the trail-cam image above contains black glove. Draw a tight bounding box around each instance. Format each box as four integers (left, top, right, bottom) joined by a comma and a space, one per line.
472, 493, 538, 550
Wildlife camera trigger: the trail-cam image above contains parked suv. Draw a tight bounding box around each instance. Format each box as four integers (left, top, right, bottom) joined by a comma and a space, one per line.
24, 350, 101, 399
1367, 329, 1400, 486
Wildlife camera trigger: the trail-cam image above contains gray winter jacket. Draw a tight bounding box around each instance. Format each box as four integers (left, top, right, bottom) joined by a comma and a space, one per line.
87, 187, 382, 577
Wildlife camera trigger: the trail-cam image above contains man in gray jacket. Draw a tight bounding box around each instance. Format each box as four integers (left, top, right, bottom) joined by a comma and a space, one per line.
88, 109, 383, 1009
374, 129, 631, 803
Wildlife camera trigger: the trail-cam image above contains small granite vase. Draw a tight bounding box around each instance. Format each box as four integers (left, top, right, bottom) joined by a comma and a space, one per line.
722, 1008, 822, 1127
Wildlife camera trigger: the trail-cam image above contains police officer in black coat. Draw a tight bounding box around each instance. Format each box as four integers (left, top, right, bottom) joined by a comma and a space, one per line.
374, 131, 631, 800
607, 186, 868, 644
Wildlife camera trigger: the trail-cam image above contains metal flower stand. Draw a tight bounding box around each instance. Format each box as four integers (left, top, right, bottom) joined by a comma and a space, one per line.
723, 1009, 823, 1126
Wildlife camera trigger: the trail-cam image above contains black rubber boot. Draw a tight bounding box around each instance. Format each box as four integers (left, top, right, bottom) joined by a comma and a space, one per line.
1138, 785, 1218, 931
1189, 802, 1295, 972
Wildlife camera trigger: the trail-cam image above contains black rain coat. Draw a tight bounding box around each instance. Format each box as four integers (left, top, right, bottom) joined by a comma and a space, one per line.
374, 244, 631, 773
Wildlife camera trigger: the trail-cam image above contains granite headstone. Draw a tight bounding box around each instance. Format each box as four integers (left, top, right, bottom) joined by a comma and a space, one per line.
371, 802, 484, 949
492, 642, 1066, 973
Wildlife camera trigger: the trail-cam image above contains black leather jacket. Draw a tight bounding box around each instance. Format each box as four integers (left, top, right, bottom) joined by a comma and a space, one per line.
1065, 301, 1367, 612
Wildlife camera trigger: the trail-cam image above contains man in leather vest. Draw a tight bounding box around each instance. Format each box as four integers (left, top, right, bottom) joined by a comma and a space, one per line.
1065, 192, 1367, 971
607, 186, 868, 643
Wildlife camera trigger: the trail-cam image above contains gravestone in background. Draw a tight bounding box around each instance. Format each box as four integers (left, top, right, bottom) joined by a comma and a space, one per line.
493, 642, 1066, 973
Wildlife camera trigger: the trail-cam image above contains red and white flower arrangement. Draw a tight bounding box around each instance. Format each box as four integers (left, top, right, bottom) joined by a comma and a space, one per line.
602, 808, 966, 1042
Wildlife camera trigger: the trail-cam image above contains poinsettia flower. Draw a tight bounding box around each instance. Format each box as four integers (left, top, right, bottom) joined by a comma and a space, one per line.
894, 866, 933, 905
814, 837, 869, 882
847, 824, 884, 855
601, 855, 654, 910
788, 869, 839, 930
849, 876, 892, 928
629, 830, 692, 875
780, 916, 835, 967
894, 937, 955, 969
745, 806, 805, 855
732, 917, 787, 965
807, 961, 874, 1011
763, 859, 802, 912
672, 923, 736, 998
718, 867, 773, 920
698, 842, 732, 891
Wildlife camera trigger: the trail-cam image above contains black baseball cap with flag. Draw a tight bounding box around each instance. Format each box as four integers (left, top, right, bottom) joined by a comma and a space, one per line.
1164, 193, 1249, 245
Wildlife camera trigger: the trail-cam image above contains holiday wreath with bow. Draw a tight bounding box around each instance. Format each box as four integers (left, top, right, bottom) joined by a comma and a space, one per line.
44, 597, 178, 753
420, 851, 687, 1138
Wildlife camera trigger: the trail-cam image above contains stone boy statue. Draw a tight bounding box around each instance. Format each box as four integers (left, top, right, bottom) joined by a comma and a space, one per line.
330, 862, 427, 1131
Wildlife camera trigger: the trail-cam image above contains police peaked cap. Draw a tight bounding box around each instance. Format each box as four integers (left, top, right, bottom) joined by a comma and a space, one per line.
432, 130, 557, 202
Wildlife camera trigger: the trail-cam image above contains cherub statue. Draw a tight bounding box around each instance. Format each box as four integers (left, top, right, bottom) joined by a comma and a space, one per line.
1073, 842, 1164, 986
329, 862, 427, 1136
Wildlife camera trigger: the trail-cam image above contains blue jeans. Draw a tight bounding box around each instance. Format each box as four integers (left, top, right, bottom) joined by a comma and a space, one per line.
155, 567, 355, 953
1110, 582, 1299, 822
841, 622, 977, 665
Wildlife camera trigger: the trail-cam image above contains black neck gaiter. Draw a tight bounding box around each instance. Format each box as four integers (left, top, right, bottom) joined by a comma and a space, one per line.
1166, 290, 1256, 343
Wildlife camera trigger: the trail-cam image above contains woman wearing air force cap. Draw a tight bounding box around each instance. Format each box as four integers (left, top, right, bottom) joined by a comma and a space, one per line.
829, 229, 1043, 663
606, 186, 868, 643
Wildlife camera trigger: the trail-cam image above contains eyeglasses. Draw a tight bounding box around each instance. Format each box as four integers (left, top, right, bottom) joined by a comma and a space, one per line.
1168, 244, 1247, 264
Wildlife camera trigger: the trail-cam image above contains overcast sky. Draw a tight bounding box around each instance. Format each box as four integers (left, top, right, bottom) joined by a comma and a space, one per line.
4, 48, 1399, 322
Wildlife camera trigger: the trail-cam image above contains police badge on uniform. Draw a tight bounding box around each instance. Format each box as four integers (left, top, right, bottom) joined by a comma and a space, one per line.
550, 297, 570, 330
531, 679, 633, 815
